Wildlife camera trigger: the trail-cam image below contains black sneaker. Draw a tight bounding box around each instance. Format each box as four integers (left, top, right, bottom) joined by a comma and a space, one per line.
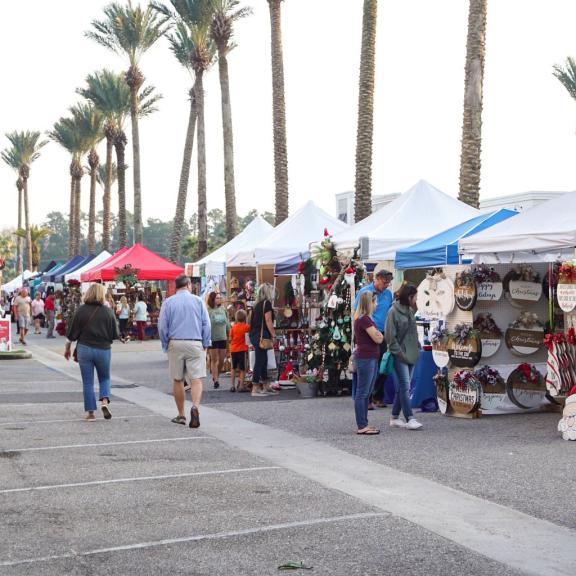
213, 381, 220, 389
189, 406, 200, 428
101, 404, 112, 420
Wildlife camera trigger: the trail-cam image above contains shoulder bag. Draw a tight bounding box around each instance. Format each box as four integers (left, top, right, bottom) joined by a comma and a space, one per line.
259, 300, 275, 350
379, 317, 410, 375
73, 305, 101, 362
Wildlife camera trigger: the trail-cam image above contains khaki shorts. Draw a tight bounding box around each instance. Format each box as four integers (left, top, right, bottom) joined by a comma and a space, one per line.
168, 340, 206, 381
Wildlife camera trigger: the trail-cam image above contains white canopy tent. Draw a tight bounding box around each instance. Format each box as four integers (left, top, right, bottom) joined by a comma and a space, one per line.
193, 216, 274, 275
1, 270, 34, 293
332, 180, 479, 261
64, 251, 112, 283
459, 191, 576, 263
227, 201, 348, 267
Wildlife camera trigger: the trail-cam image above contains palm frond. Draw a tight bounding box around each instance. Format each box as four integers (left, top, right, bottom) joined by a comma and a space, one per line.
3, 131, 48, 169
553, 57, 576, 101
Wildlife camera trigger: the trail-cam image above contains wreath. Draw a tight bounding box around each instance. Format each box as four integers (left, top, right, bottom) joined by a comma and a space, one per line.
452, 369, 480, 391
473, 313, 502, 337
474, 365, 505, 389
472, 265, 501, 284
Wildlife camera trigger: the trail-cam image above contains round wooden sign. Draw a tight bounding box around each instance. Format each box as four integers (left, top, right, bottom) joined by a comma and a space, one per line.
434, 373, 450, 414
432, 342, 450, 368
475, 367, 507, 411
447, 335, 482, 368
476, 281, 503, 302
416, 276, 455, 320
506, 366, 546, 409
556, 283, 576, 313
449, 372, 481, 415
454, 274, 477, 311
479, 336, 501, 358
508, 280, 542, 304
505, 326, 544, 356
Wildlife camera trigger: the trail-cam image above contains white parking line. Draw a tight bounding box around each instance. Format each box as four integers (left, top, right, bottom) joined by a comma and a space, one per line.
0, 414, 159, 426
0, 512, 385, 566
0, 466, 280, 495
1, 436, 213, 453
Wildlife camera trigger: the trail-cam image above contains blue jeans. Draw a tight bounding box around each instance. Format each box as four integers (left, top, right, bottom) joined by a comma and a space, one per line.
391, 356, 414, 421
354, 358, 378, 429
250, 336, 268, 384
77, 344, 112, 412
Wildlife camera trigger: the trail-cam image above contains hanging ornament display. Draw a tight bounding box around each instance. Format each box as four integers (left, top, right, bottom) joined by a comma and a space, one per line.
446, 323, 482, 368
506, 363, 546, 409
449, 370, 481, 415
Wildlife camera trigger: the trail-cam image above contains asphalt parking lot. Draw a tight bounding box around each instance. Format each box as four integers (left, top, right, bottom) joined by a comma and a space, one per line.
1, 332, 575, 575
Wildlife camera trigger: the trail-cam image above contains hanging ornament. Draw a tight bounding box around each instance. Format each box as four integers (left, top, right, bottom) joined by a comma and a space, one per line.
341, 333, 348, 344
328, 342, 337, 351
337, 318, 344, 324
332, 326, 342, 341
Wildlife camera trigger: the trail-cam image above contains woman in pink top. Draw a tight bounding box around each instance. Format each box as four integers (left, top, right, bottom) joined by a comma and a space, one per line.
31, 293, 45, 335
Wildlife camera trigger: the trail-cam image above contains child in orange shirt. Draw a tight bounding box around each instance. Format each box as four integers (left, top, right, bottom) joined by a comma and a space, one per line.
229, 309, 250, 392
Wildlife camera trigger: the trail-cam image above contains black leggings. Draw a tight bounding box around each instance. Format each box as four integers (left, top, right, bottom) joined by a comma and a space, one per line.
251, 343, 268, 384
119, 318, 128, 338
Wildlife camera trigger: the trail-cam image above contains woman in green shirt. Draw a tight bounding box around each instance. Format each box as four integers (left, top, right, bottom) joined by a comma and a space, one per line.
207, 291, 230, 389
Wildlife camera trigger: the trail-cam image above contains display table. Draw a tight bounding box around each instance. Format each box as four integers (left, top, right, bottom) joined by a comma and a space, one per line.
382, 349, 438, 411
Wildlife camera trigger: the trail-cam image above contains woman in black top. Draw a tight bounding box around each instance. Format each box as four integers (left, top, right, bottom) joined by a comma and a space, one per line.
249, 283, 276, 396
65, 283, 119, 421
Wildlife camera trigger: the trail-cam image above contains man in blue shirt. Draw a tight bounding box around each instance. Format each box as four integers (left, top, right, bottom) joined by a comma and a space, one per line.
159, 275, 211, 428
353, 269, 393, 407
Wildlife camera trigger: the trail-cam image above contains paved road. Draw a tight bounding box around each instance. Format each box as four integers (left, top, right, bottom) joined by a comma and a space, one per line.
0, 329, 575, 575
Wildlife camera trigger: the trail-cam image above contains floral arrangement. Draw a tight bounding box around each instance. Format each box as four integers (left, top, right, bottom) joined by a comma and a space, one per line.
114, 264, 140, 287
430, 324, 449, 345
433, 371, 449, 388
510, 311, 542, 330
474, 365, 505, 388
472, 265, 501, 284
67, 279, 81, 287
452, 323, 478, 344
516, 363, 542, 386
473, 313, 502, 336
455, 270, 475, 287
452, 369, 480, 391
558, 262, 576, 284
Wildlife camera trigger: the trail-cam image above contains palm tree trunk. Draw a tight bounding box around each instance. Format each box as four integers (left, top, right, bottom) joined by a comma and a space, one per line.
217, 51, 238, 241
74, 176, 82, 255
88, 149, 99, 254
354, 0, 378, 223
127, 67, 144, 245
68, 173, 76, 257
22, 178, 32, 270
16, 180, 23, 274
196, 72, 208, 260
102, 135, 114, 251
170, 85, 198, 264
458, 0, 487, 209
268, 0, 289, 225
115, 132, 128, 248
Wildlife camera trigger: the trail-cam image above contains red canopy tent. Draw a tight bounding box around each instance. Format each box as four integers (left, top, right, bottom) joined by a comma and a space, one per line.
81, 244, 183, 282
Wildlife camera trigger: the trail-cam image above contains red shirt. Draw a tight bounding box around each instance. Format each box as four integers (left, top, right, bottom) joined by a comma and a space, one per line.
45, 296, 55, 311
354, 315, 380, 359
229, 322, 250, 353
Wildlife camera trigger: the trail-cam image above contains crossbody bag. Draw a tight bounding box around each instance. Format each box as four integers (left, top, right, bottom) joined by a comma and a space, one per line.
379, 318, 411, 375
73, 305, 101, 362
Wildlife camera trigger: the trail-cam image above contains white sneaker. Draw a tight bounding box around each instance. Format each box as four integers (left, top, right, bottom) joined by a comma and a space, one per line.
389, 418, 407, 428
406, 419, 423, 430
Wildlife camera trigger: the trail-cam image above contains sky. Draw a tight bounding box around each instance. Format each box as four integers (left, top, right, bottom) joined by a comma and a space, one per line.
1, 0, 576, 233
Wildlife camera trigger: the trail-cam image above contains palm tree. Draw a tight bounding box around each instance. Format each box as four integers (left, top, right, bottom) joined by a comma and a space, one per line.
1, 149, 24, 274
267, 0, 289, 225
77, 69, 160, 248
14, 226, 51, 272
553, 57, 576, 107
71, 103, 104, 254
153, 1, 214, 260
354, 0, 377, 223
458, 0, 487, 209
86, 1, 170, 245
1, 132, 48, 270
48, 116, 88, 256
210, 0, 252, 241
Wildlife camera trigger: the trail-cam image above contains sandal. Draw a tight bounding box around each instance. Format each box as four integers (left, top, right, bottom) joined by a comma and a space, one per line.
85, 413, 96, 422
171, 415, 186, 425
229, 386, 236, 393
357, 427, 380, 435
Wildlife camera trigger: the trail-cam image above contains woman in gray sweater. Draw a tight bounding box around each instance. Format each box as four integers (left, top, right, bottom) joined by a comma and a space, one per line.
384, 284, 422, 430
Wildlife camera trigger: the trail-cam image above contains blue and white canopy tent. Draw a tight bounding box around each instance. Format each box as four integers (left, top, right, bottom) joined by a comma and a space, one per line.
395, 209, 518, 270
54, 254, 97, 283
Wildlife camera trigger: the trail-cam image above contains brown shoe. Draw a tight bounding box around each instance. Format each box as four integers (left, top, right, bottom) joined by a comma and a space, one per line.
189, 406, 200, 428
